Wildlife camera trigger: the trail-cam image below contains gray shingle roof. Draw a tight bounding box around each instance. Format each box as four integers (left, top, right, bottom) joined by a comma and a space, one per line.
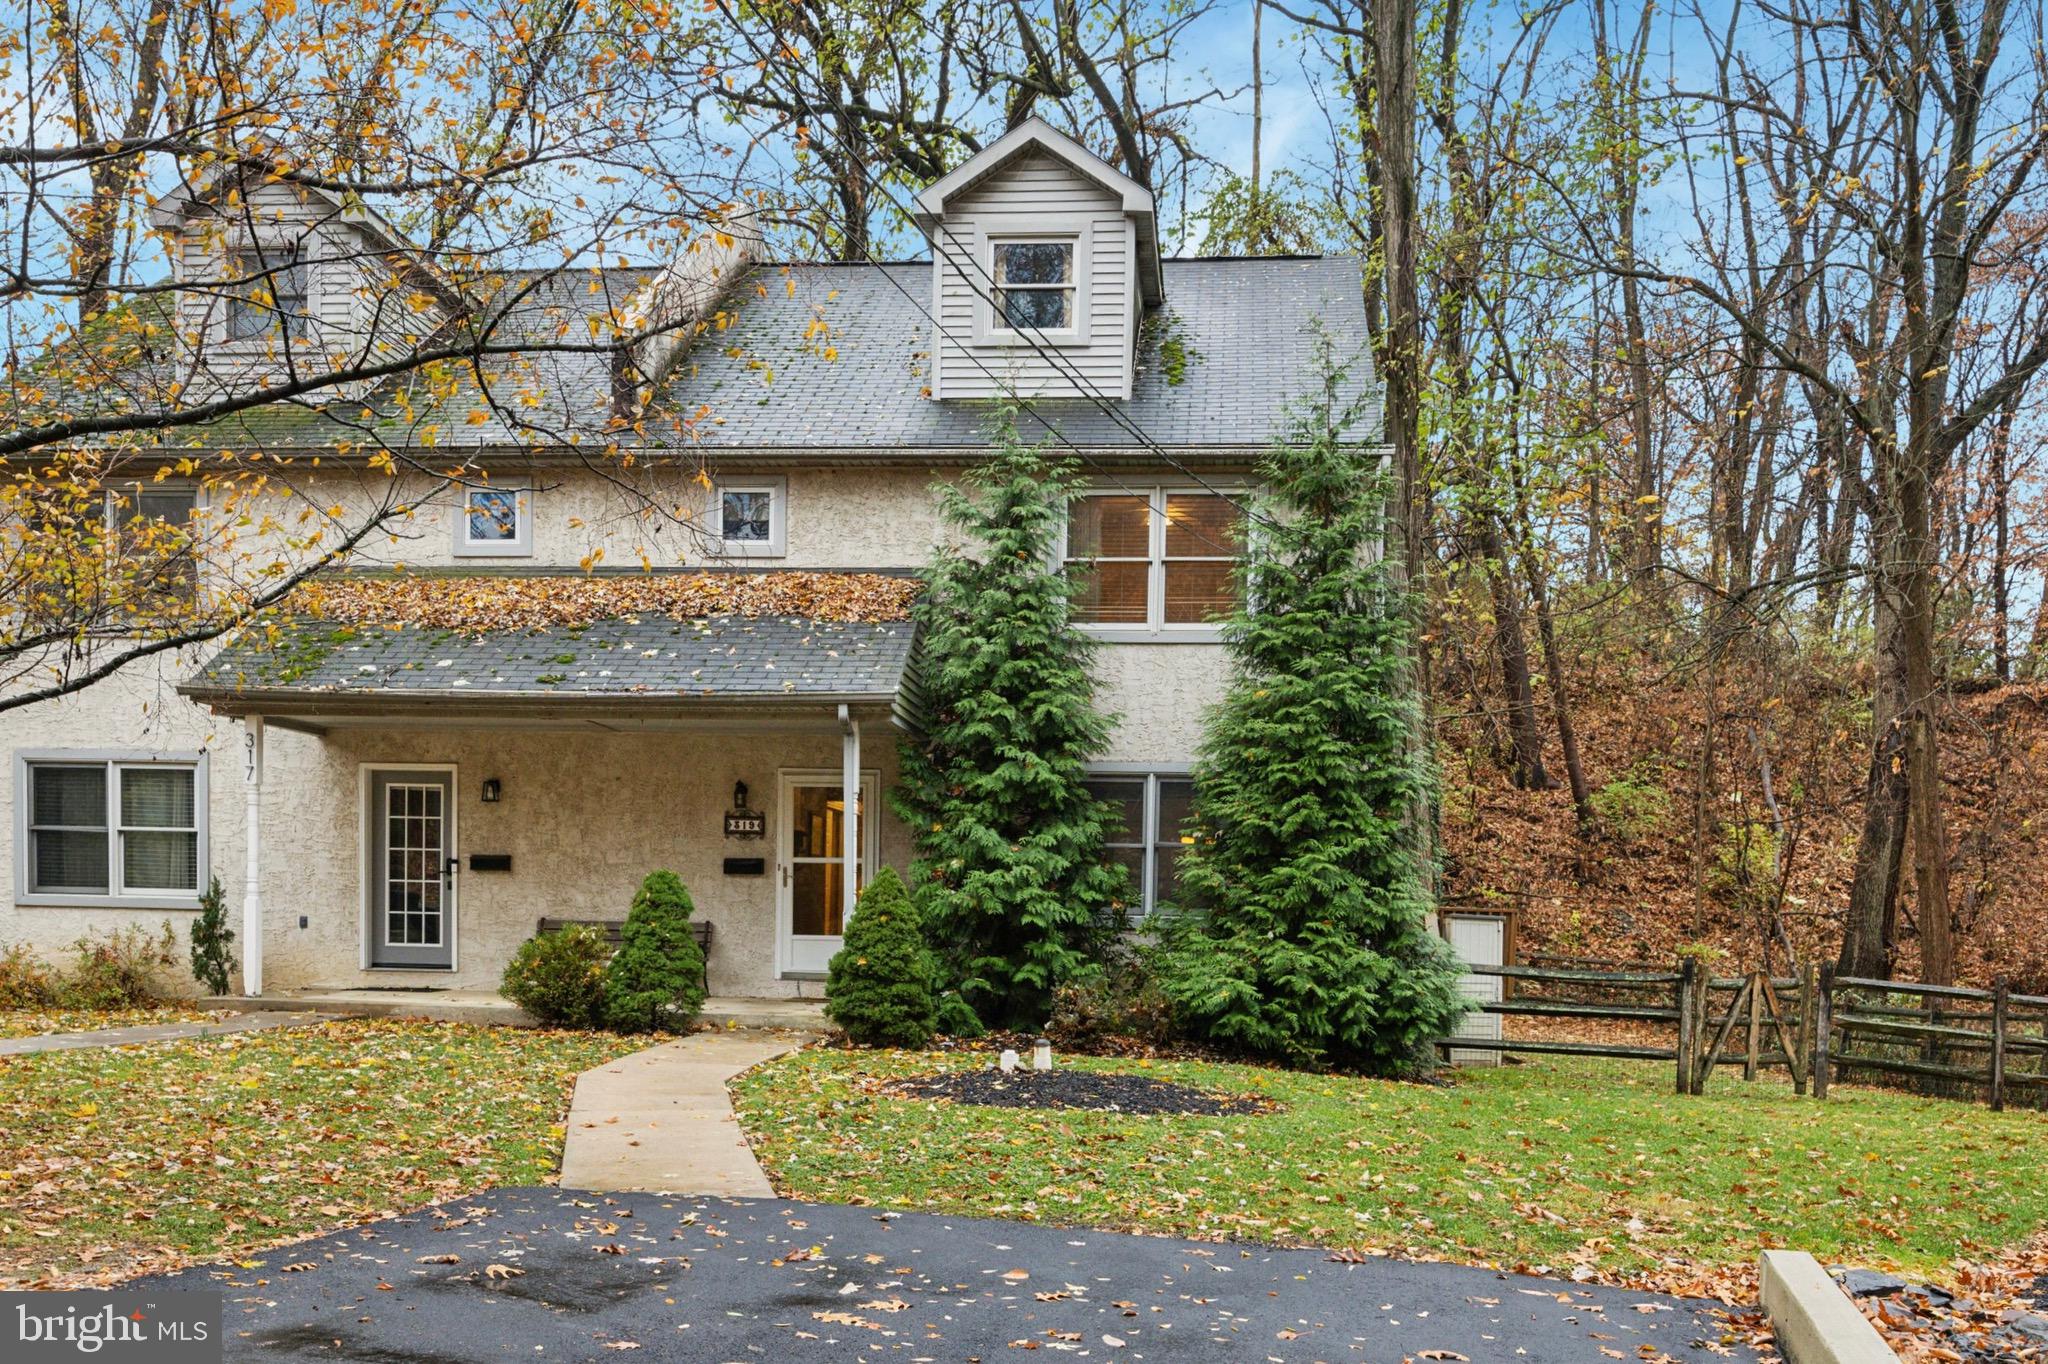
180, 612, 917, 706
60, 256, 1377, 457
674, 256, 1379, 451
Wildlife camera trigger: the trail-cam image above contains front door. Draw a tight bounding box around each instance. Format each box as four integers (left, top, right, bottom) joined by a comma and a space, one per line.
368, 769, 456, 969
778, 771, 875, 976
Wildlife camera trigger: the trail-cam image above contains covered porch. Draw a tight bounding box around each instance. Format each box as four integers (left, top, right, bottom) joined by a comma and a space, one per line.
180, 601, 920, 1001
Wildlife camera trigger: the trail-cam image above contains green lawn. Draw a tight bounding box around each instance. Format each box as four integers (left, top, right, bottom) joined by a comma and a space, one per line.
0, 1018, 638, 1286
733, 1048, 2048, 1292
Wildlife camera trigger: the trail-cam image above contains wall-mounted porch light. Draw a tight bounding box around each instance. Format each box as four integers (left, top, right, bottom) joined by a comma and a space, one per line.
481, 777, 502, 803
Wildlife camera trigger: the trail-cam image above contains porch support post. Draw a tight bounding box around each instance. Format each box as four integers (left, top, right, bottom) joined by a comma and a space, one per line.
242, 714, 265, 996
839, 704, 860, 922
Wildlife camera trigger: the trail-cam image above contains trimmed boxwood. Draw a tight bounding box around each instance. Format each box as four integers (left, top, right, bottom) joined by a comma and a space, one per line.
602, 870, 707, 1033
825, 867, 937, 1048
502, 924, 608, 1027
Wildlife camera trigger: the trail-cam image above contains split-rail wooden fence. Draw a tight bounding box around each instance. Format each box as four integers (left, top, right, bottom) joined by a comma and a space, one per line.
1434, 958, 2048, 1111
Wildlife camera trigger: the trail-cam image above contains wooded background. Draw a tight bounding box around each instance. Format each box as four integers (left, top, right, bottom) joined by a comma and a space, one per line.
5, 0, 2046, 989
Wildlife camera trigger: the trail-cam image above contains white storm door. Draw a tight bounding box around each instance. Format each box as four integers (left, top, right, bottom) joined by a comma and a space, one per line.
777, 770, 878, 977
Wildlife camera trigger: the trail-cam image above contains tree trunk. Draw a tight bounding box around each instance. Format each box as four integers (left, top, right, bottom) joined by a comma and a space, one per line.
1840, 528, 1911, 979
1476, 514, 1550, 790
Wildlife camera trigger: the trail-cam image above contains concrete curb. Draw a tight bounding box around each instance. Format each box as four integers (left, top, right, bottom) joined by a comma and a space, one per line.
1759, 1251, 1900, 1364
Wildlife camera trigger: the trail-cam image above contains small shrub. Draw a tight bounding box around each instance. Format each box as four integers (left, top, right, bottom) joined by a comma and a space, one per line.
603, 871, 706, 1033
1706, 821, 1779, 912
1589, 769, 1672, 843
934, 992, 986, 1038
188, 875, 235, 996
0, 943, 58, 1008
826, 868, 937, 1048
60, 923, 177, 1009
502, 926, 609, 1027
1047, 945, 1175, 1048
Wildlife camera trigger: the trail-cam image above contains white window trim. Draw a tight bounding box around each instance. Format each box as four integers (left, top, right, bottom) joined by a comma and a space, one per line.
974, 217, 1094, 346
708, 475, 788, 558
1087, 766, 1194, 920
1059, 483, 1246, 643
13, 749, 210, 910
216, 235, 320, 353
452, 485, 535, 558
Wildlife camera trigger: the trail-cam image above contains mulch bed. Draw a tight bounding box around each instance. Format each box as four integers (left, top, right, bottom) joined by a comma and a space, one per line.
886, 1068, 1274, 1116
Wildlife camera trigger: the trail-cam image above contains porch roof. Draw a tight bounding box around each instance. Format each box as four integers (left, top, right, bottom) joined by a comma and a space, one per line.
179, 590, 922, 728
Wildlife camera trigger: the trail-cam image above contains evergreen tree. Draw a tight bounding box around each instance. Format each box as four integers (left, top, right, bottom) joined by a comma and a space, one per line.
1157, 389, 1468, 1073
187, 875, 234, 996
602, 870, 707, 1032
825, 867, 938, 1047
895, 415, 1127, 1030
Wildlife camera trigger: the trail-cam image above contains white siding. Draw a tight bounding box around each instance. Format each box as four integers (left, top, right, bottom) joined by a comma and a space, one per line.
931, 152, 1135, 400
169, 183, 442, 396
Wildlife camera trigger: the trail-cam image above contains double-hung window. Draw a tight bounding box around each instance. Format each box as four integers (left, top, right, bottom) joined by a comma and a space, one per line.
1086, 772, 1197, 920
226, 246, 310, 342
992, 240, 1076, 332
1064, 487, 1245, 634
105, 483, 200, 600
16, 753, 207, 906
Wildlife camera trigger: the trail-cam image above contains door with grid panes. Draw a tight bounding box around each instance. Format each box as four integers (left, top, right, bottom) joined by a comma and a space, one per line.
367, 769, 456, 968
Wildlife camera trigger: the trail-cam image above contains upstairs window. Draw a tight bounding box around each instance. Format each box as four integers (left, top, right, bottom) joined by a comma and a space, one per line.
453, 485, 534, 557
710, 476, 787, 557
1064, 488, 1245, 633
226, 247, 310, 342
106, 483, 200, 600
992, 240, 1076, 331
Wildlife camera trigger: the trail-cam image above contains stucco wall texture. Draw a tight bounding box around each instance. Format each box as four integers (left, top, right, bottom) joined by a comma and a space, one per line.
2, 466, 1230, 997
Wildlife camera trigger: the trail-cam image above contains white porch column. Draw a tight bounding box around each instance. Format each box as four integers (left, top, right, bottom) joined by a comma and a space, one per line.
242, 714, 265, 996
839, 704, 860, 921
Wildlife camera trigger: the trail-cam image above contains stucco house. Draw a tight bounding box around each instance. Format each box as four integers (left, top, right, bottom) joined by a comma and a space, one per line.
2, 119, 1378, 1003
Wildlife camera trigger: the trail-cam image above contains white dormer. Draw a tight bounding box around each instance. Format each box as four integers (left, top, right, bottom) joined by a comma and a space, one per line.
914, 117, 1162, 401
152, 172, 455, 390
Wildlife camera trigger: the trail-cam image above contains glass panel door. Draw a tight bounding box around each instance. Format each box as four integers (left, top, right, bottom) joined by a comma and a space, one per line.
368, 770, 456, 968
779, 774, 872, 976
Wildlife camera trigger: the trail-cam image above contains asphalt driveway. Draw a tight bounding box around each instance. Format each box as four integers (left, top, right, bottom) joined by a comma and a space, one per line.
136, 1188, 1762, 1362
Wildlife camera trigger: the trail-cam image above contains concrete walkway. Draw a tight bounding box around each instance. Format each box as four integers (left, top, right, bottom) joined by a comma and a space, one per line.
0, 1009, 325, 1056
557, 1029, 812, 1195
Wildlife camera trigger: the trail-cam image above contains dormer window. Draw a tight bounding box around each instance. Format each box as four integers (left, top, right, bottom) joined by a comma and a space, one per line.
226, 247, 310, 342
993, 240, 1076, 331
914, 118, 1159, 397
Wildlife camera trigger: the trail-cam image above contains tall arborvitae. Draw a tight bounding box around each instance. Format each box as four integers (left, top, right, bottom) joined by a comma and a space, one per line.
895, 414, 1126, 1031
1158, 385, 1468, 1073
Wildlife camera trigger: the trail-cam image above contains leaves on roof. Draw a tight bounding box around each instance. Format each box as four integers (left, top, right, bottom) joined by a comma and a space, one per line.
288, 571, 921, 634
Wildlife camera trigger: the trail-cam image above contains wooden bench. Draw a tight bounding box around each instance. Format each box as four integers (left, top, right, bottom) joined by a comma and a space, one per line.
537, 917, 714, 995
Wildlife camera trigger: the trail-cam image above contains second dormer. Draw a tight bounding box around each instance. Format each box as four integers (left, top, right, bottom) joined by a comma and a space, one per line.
915, 118, 1163, 401
152, 171, 457, 392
